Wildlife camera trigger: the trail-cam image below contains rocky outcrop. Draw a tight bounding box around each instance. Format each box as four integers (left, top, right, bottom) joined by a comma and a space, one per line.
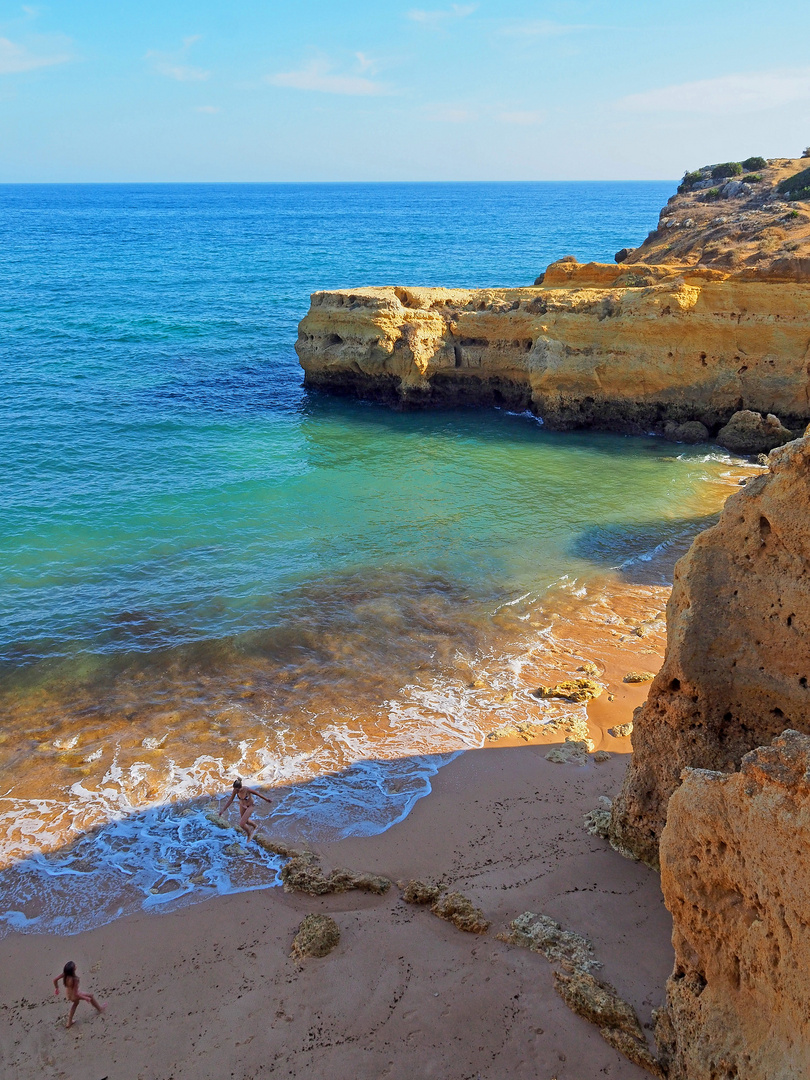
716, 409, 794, 454
657, 730, 810, 1079
296, 279, 810, 437
297, 157, 810, 439
610, 436, 810, 866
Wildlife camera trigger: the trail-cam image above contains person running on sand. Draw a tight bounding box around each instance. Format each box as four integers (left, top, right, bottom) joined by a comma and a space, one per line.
53, 961, 105, 1028
221, 777, 273, 841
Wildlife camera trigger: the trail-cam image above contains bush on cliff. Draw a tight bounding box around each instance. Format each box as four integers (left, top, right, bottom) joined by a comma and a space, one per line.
778, 166, 810, 201
678, 170, 703, 193
741, 155, 767, 171
742, 173, 763, 183
711, 161, 743, 179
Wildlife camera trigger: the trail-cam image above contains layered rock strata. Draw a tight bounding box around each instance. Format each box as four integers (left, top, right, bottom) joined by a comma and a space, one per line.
297, 157, 810, 440
610, 436, 810, 866
657, 730, 810, 1079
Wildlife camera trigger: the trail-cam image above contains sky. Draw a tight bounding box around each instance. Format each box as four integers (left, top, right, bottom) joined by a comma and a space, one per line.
2, 0, 810, 181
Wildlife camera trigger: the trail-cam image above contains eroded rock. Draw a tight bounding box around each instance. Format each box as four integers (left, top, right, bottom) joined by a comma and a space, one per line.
658, 730, 810, 1079
609, 721, 634, 738
498, 912, 600, 972
623, 671, 655, 684
290, 914, 340, 960
611, 436, 810, 865
534, 679, 603, 703
553, 971, 663, 1077
399, 879, 442, 905
279, 849, 391, 896
583, 796, 613, 838
430, 890, 489, 934
545, 738, 593, 765
716, 409, 793, 454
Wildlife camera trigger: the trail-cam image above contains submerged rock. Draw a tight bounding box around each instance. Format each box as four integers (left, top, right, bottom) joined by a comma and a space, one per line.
716, 409, 793, 453
290, 914, 340, 959
623, 671, 655, 683
534, 679, 603, 703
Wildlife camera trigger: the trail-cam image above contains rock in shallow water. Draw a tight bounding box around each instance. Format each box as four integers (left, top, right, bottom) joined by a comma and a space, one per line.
716, 409, 793, 454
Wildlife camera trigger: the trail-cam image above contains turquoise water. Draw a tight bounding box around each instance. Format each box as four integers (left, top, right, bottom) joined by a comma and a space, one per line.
0, 181, 741, 933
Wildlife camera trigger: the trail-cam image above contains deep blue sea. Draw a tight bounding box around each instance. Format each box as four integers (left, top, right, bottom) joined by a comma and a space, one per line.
0, 181, 742, 934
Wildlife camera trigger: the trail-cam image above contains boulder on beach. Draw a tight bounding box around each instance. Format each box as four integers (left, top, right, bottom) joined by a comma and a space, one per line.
716, 409, 793, 454
290, 914, 340, 959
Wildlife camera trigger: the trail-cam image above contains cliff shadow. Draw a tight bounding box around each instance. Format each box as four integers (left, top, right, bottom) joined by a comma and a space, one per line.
569, 513, 720, 585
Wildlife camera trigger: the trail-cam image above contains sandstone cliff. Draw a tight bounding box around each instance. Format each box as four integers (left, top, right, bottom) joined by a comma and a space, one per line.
297, 157, 810, 440
657, 730, 810, 1080
610, 435, 810, 866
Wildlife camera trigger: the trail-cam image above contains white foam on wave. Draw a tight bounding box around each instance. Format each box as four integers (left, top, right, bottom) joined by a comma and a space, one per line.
0, 573, 603, 939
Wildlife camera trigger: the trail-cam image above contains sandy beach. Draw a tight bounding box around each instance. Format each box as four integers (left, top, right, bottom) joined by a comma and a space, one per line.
0, 668, 671, 1080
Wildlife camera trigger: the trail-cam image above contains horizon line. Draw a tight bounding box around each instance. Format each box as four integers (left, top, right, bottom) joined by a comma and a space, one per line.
0, 178, 679, 186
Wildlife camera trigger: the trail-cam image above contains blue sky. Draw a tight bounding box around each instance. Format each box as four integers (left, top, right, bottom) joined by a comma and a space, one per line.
2, 0, 810, 181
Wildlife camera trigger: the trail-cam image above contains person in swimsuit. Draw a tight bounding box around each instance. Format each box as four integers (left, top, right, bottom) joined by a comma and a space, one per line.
53, 961, 105, 1028
221, 777, 273, 841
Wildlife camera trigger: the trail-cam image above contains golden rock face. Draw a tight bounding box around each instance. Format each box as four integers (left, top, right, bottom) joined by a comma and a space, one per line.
296, 158, 810, 437
658, 730, 810, 1080
610, 435, 810, 867
296, 276, 810, 435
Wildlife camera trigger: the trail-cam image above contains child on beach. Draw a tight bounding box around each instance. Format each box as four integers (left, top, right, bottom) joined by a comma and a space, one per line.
53, 961, 105, 1028
221, 777, 273, 841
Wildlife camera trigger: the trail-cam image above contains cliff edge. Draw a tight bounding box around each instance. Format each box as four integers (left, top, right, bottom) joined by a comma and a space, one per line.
296, 156, 810, 443
610, 435, 810, 866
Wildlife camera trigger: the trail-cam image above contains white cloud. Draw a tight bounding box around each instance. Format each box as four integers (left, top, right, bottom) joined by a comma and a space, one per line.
146, 36, 210, 82
0, 35, 71, 73
498, 110, 545, 126
196, 105, 221, 114
498, 20, 591, 37
407, 4, 477, 27
267, 58, 388, 96
618, 68, 810, 115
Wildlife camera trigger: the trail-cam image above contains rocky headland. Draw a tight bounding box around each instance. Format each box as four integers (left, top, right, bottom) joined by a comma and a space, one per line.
608, 433, 810, 1077
297, 155, 810, 452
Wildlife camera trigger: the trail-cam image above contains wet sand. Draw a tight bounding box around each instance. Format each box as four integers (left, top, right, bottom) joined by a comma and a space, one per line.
0, 675, 669, 1080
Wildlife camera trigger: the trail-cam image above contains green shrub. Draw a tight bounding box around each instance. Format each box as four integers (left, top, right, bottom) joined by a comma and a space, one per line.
741, 156, 767, 171
704, 187, 722, 200
788, 209, 801, 218
678, 170, 703, 193
778, 166, 810, 200
711, 162, 743, 179
801, 147, 810, 159
742, 174, 762, 183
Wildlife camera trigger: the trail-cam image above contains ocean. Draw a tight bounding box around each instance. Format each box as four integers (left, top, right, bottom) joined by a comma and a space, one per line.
0, 181, 740, 934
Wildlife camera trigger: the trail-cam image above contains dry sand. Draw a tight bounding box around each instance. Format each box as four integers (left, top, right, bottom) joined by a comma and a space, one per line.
0, 672, 672, 1080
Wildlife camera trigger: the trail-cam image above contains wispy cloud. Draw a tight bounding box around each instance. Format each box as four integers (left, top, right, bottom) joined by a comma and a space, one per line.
267, 57, 388, 96
146, 36, 210, 82
498, 110, 545, 126
498, 20, 591, 37
0, 35, 71, 73
618, 68, 810, 115
407, 4, 477, 28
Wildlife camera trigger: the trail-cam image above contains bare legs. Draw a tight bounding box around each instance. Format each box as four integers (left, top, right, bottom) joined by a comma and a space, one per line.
238, 805, 257, 841
66, 992, 105, 1028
